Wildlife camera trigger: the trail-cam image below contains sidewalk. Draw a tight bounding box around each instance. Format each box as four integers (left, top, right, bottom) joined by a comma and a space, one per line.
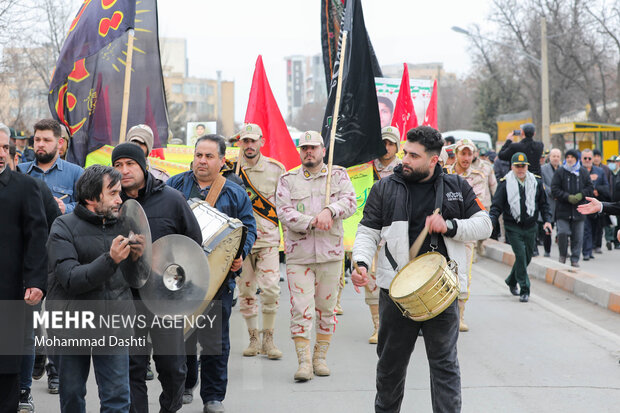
480, 239, 620, 314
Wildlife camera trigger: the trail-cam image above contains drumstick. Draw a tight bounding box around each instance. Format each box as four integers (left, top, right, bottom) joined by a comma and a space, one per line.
409, 208, 440, 260
352, 262, 368, 294
58, 194, 69, 200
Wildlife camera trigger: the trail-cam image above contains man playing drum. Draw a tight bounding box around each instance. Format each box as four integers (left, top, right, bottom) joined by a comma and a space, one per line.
364, 126, 402, 344
276, 130, 357, 382
445, 138, 496, 332
351, 126, 492, 413
167, 134, 256, 413
232, 123, 286, 359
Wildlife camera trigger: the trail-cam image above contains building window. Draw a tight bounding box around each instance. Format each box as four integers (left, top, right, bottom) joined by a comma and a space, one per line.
172, 84, 182, 94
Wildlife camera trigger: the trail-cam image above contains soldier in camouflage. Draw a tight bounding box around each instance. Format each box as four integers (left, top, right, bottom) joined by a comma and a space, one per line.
276, 131, 357, 382
234, 124, 286, 360
446, 138, 495, 332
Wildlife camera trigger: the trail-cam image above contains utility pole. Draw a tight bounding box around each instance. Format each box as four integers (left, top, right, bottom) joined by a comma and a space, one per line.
541, 17, 551, 148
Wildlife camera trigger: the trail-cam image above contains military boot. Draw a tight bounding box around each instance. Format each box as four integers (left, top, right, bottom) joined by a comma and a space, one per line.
243, 328, 261, 357
261, 329, 283, 359
294, 339, 313, 382
458, 299, 469, 332
312, 340, 331, 376
368, 304, 379, 344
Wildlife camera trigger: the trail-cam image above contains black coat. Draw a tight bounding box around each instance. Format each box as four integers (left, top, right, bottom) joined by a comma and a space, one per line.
0, 168, 48, 373
489, 175, 552, 229
498, 137, 544, 176
551, 166, 594, 221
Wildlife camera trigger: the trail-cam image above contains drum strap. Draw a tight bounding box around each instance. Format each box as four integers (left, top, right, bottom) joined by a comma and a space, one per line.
205, 175, 226, 207
430, 174, 444, 251
238, 167, 279, 226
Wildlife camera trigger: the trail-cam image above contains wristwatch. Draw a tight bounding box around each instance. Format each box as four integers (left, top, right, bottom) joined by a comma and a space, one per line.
445, 219, 458, 237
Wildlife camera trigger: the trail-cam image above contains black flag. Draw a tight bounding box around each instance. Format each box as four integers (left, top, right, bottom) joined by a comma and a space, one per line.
321, 0, 382, 93
321, 0, 385, 168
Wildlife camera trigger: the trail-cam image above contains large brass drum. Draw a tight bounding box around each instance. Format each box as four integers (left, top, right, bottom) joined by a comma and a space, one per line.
389, 252, 459, 322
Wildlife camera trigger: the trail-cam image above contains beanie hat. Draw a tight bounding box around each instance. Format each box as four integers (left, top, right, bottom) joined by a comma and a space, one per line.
127, 124, 154, 156
565, 149, 580, 160
112, 142, 148, 174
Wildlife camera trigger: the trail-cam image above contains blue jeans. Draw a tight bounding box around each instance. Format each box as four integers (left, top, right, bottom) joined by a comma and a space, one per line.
57, 352, 130, 413
199, 284, 233, 403
20, 327, 34, 390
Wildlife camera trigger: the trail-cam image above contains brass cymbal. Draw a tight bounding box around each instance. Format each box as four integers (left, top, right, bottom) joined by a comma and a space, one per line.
118, 199, 152, 288
141, 234, 210, 318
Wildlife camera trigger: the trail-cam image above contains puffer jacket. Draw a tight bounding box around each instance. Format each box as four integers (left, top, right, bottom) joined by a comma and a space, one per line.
551, 166, 594, 221
353, 164, 492, 296
46, 204, 135, 341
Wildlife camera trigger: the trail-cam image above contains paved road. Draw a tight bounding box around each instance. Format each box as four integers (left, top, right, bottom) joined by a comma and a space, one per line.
31, 258, 620, 412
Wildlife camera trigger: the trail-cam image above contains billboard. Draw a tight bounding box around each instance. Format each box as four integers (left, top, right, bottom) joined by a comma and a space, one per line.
186, 121, 217, 146
375, 78, 433, 128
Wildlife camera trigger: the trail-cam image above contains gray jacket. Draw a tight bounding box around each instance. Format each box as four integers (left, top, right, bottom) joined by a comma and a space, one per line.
541, 163, 558, 221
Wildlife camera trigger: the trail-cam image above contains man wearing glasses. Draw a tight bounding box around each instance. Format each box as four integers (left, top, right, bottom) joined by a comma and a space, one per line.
489, 153, 552, 303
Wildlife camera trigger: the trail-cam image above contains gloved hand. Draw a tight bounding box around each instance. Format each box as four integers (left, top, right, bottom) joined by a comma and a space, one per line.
568, 194, 579, 204
574, 193, 583, 202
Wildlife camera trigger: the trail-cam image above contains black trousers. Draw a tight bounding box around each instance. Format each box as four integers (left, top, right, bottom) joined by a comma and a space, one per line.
129, 301, 186, 413
0, 373, 19, 413
376, 289, 461, 413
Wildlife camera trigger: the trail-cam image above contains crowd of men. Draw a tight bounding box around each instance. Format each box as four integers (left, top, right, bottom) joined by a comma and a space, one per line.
2, 116, 619, 413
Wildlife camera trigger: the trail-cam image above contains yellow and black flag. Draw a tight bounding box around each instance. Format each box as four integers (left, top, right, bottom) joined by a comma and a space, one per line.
49, 0, 168, 165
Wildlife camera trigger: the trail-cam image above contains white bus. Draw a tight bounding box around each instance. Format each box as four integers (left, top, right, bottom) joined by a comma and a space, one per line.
441, 130, 493, 151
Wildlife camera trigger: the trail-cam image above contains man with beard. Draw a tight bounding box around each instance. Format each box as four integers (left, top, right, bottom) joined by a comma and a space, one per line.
351, 126, 492, 413
446, 138, 495, 331
167, 135, 256, 412
231, 124, 285, 361
46, 165, 135, 412
18, 118, 83, 394
276, 131, 357, 382
18, 118, 83, 215
112, 143, 203, 413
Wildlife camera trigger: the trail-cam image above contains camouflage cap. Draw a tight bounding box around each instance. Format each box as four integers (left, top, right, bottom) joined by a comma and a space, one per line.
298, 130, 324, 147
511, 152, 529, 165
238, 123, 262, 140
454, 138, 476, 153
381, 126, 400, 150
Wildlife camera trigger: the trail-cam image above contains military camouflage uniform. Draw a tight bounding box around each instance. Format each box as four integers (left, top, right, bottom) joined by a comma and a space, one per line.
276, 165, 356, 339
238, 154, 286, 325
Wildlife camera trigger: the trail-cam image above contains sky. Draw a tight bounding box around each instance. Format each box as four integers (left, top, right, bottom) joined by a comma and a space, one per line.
155, 0, 494, 122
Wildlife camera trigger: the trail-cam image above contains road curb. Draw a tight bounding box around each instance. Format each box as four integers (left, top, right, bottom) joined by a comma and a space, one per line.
481, 239, 620, 314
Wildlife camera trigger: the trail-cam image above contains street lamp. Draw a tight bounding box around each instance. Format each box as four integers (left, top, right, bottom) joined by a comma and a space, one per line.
452, 20, 551, 149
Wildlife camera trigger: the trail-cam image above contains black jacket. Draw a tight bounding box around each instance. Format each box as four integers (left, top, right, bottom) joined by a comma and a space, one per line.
46, 204, 133, 302
123, 172, 202, 245
0, 168, 48, 373
498, 137, 544, 176
551, 166, 594, 221
489, 175, 552, 229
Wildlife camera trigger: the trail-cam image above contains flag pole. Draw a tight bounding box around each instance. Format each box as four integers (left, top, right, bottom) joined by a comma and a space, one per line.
324, 30, 348, 205
119, 29, 135, 143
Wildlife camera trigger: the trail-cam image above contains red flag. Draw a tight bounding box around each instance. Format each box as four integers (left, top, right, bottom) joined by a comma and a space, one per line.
245, 55, 300, 171
422, 79, 438, 129
391, 63, 418, 139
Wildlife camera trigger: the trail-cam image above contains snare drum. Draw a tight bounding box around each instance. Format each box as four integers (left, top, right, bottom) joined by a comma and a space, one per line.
189, 198, 246, 302
389, 252, 459, 322
183, 199, 246, 337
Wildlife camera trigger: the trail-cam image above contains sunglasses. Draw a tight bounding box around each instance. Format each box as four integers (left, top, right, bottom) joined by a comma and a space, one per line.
583, 157, 592, 160
514, 164, 527, 168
